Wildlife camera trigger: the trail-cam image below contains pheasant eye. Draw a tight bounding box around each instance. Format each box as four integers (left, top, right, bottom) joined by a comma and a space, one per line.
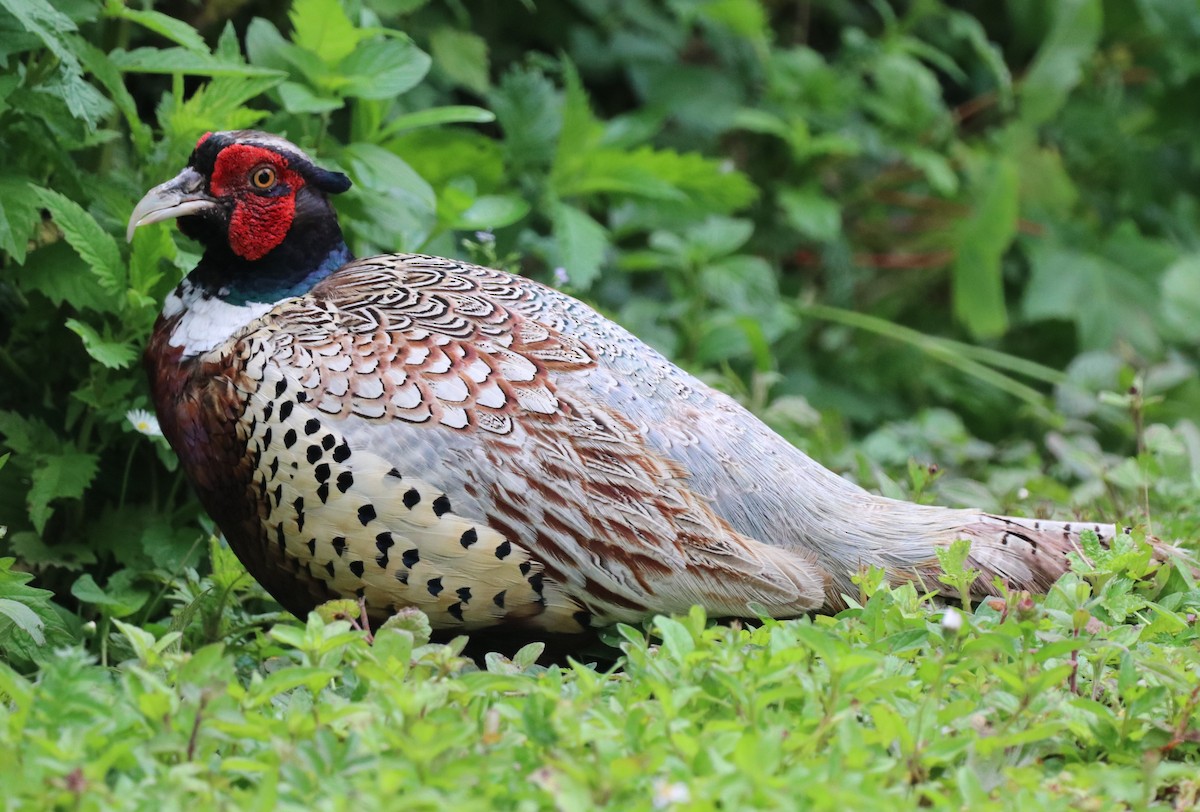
250, 165, 276, 189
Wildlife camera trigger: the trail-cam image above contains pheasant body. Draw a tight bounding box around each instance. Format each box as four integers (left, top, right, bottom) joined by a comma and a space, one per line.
135, 131, 1132, 633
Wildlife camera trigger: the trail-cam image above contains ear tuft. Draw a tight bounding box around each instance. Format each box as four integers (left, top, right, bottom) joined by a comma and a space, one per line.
312, 167, 352, 194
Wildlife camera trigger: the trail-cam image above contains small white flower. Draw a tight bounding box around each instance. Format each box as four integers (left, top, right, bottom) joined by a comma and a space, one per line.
1016, 487, 1030, 500
474, 230, 496, 245
941, 606, 963, 633
653, 779, 690, 809
553, 267, 570, 287
126, 408, 162, 437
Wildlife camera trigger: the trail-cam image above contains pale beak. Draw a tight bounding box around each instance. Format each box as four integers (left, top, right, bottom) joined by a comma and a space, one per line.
126, 167, 218, 242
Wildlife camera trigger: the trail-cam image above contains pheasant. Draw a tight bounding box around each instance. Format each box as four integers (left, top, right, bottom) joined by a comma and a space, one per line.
130, 130, 1138, 634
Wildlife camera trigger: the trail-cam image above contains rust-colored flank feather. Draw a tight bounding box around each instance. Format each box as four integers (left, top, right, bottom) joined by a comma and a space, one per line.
135, 131, 1182, 634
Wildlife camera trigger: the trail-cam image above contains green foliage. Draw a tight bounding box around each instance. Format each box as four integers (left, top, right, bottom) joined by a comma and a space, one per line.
1, 0, 1200, 804
1, 565, 1198, 807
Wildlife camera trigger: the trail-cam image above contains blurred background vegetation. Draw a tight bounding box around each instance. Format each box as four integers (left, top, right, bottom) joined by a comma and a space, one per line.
2, 0, 1199, 662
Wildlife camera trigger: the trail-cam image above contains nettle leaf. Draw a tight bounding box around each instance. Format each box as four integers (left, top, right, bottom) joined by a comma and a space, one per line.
64, 319, 138, 369
28, 451, 99, 534
107, 4, 208, 53
551, 202, 609, 289
0, 0, 78, 62
40, 70, 114, 132
0, 176, 40, 264
33, 187, 124, 293
163, 74, 282, 136
74, 38, 151, 153
13, 241, 114, 312
289, 0, 364, 65
489, 66, 561, 170
0, 411, 59, 455
556, 62, 603, 168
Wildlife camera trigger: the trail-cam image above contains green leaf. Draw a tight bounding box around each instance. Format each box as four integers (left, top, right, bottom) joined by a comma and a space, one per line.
107, 4, 209, 53
70, 570, 148, 617
551, 202, 608, 289
489, 66, 561, 169
451, 195, 531, 231
430, 27, 490, 94
340, 142, 437, 250
380, 106, 494, 137
289, 0, 363, 65
1159, 255, 1200, 342
64, 319, 138, 369
952, 156, 1017, 339
1019, 0, 1102, 125
0, 598, 45, 645
779, 185, 841, 243
110, 47, 285, 77
0, 176, 40, 264
338, 37, 431, 100
33, 187, 124, 293
277, 81, 342, 114
28, 451, 99, 534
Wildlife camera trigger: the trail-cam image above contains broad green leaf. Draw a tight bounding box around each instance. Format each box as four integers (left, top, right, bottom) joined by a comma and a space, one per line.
451, 195, 531, 230
1019, 0, 1102, 125
290, 0, 363, 65
551, 202, 608, 289
338, 38, 431, 100
0, 598, 44, 645
1159, 255, 1200, 342
33, 187, 124, 293
70, 570, 148, 617
341, 142, 437, 251
430, 27, 490, 94
277, 81, 342, 114
1022, 241, 1161, 352
688, 217, 754, 259
779, 185, 841, 242
952, 156, 1017, 339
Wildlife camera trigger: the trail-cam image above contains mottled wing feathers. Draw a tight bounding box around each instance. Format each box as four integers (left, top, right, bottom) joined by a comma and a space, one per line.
240, 254, 826, 626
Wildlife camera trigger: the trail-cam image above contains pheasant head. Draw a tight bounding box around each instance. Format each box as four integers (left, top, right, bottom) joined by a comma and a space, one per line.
128, 130, 352, 262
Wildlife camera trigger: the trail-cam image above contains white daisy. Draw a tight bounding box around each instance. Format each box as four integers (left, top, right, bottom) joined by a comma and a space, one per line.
126, 408, 163, 437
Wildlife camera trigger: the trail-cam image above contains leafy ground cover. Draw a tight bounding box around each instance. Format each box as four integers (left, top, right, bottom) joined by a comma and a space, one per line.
1, 0, 1199, 807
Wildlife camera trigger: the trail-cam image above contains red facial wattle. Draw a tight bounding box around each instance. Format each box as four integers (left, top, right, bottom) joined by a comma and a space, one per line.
210, 144, 305, 261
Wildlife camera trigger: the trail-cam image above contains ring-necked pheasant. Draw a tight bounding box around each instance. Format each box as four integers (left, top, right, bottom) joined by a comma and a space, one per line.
130, 130, 1138, 633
